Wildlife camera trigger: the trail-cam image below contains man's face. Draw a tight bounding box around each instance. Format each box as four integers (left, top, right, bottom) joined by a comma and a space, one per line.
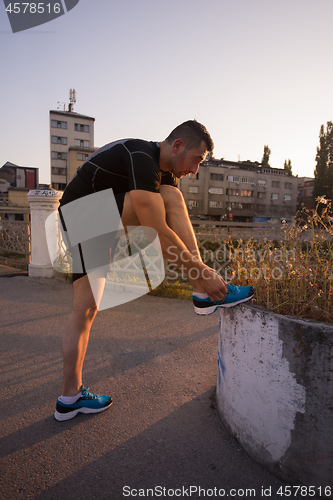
167, 140, 208, 178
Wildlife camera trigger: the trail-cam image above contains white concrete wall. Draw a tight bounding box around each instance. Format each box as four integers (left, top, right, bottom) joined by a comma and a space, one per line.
216, 303, 333, 491
27, 189, 62, 278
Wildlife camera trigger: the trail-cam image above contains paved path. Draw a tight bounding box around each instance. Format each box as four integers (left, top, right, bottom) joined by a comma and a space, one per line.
0, 263, 28, 277
0, 276, 288, 500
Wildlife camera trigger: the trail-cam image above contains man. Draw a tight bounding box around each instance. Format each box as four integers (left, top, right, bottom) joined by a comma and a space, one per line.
54, 120, 254, 421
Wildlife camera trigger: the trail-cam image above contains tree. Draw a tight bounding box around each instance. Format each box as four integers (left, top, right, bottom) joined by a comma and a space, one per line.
313, 121, 333, 201
261, 145, 271, 166
284, 159, 292, 176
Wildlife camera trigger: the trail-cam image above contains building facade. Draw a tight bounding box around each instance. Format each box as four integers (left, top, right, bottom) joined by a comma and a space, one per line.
296, 178, 315, 213
50, 109, 95, 190
0, 162, 39, 220
180, 158, 302, 223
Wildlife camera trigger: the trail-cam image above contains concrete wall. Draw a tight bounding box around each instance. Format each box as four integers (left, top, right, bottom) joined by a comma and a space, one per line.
216, 304, 333, 491
27, 189, 62, 278
8, 188, 30, 208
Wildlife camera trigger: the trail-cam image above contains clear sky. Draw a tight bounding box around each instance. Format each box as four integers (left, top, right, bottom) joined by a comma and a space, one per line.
1, 0, 332, 184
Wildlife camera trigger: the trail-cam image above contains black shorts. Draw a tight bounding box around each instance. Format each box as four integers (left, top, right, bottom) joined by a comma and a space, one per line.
59, 192, 126, 283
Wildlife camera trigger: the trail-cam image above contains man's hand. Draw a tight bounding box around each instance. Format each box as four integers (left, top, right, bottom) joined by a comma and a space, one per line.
191, 264, 228, 301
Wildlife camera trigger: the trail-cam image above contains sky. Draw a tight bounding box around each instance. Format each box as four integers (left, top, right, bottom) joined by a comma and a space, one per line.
1, 0, 332, 184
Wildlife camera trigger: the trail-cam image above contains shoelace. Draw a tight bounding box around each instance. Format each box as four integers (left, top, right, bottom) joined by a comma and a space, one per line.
227, 284, 237, 294
81, 386, 97, 400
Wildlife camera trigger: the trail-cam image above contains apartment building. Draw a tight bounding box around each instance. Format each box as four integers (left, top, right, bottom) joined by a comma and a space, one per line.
50, 109, 95, 190
180, 158, 301, 223
0, 161, 39, 220
297, 178, 315, 212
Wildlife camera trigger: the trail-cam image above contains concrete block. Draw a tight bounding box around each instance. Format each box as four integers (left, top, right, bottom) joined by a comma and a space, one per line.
216, 304, 333, 491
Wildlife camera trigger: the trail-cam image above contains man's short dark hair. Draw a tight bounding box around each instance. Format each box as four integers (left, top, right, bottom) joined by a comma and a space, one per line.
165, 120, 214, 152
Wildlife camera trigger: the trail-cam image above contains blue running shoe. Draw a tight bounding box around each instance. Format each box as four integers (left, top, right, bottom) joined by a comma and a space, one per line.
193, 284, 255, 315
54, 386, 112, 421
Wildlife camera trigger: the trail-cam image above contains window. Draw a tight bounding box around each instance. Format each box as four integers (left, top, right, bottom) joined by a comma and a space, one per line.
51, 151, 67, 160
51, 120, 67, 129
188, 200, 198, 208
242, 177, 254, 184
242, 203, 254, 210
75, 123, 90, 132
75, 139, 90, 148
77, 153, 90, 161
271, 193, 279, 200
283, 206, 292, 213
226, 175, 239, 183
210, 173, 224, 181
208, 187, 223, 194
51, 136, 67, 145
285, 182, 292, 189
303, 186, 314, 197
188, 186, 199, 193
226, 202, 242, 210
226, 188, 239, 196
256, 204, 266, 212
272, 181, 280, 188
51, 167, 66, 175
51, 182, 67, 191
264, 169, 286, 176
258, 180, 266, 187
257, 192, 266, 199
209, 201, 223, 208
241, 190, 253, 197
270, 205, 278, 212
284, 194, 291, 201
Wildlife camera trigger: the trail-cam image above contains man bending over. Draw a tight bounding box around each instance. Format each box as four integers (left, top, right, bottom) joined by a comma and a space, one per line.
54, 120, 254, 421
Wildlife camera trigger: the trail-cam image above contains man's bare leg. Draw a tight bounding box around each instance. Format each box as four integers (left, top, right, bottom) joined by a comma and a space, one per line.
122, 187, 223, 296
61, 199, 141, 397
159, 185, 201, 261
122, 186, 199, 256
62, 270, 105, 396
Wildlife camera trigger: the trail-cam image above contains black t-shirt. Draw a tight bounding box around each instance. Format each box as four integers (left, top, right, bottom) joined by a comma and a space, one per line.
60, 139, 178, 206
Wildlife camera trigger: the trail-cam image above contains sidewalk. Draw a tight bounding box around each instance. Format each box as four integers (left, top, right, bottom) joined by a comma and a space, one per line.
0, 275, 288, 500
0, 263, 28, 277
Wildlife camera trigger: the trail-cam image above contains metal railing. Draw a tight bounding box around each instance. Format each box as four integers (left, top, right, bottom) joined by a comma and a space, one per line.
0, 220, 31, 269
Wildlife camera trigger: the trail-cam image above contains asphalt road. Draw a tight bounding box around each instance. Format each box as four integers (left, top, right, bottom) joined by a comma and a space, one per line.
0, 275, 289, 500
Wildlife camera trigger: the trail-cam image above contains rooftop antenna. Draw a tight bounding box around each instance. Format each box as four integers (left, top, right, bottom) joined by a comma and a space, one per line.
68, 89, 76, 113
57, 101, 66, 111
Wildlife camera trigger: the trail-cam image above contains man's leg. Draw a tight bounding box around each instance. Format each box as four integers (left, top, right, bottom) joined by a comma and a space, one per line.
62, 270, 105, 396
121, 186, 199, 256
149, 186, 254, 312
159, 185, 201, 261
55, 267, 112, 420
121, 186, 201, 271
61, 199, 141, 398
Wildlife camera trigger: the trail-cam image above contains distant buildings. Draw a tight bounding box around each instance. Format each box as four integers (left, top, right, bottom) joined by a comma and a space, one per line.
50, 105, 95, 190
0, 161, 39, 220
180, 157, 309, 223
47, 92, 316, 223
297, 178, 315, 212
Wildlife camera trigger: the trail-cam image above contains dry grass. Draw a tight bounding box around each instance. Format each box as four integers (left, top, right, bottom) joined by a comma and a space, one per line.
148, 280, 193, 301
153, 198, 333, 323
224, 197, 333, 322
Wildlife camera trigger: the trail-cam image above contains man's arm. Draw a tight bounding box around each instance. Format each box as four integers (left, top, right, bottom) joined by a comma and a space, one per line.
129, 190, 227, 300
